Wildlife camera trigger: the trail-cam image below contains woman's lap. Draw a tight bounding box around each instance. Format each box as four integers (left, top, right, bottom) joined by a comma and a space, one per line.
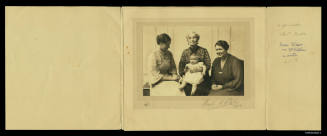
183, 81, 210, 96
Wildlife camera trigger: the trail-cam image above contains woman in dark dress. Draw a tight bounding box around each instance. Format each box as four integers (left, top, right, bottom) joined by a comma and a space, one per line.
179, 32, 211, 96
209, 40, 244, 96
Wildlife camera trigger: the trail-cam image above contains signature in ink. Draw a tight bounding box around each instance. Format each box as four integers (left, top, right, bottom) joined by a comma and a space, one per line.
202, 97, 242, 109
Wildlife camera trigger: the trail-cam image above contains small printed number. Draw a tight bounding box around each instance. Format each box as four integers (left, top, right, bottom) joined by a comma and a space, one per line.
305, 131, 321, 134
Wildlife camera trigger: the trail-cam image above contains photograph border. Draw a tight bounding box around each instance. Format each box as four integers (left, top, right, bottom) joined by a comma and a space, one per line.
1, 0, 324, 135
131, 18, 255, 109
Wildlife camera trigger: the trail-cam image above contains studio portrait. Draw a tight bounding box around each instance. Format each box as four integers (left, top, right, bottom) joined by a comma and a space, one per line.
141, 22, 248, 96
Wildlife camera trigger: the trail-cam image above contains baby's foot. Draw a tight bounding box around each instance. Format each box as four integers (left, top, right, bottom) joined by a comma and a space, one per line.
191, 90, 196, 95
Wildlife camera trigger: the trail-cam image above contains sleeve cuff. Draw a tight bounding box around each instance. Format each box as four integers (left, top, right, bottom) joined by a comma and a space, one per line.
150, 74, 163, 85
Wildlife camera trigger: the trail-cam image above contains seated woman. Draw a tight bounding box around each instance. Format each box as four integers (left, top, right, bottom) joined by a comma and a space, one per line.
147, 33, 183, 96
210, 40, 244, 96
178, 54, 207, 95
178, 32, 211, 96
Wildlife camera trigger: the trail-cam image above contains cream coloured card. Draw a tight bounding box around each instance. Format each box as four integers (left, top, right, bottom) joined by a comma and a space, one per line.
266, 7, 321, 130
5, 6, 321, 131
6, 7, 122, 130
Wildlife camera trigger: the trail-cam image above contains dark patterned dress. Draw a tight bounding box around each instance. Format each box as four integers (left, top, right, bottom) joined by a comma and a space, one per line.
178, 45, 211, 96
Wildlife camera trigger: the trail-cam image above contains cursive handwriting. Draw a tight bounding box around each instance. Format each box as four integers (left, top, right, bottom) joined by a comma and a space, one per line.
279, 31, 307, 36
277, 23, 307, 63
277, 23, 301, 29
280, 41, 306, 59
202, 97, 242, 109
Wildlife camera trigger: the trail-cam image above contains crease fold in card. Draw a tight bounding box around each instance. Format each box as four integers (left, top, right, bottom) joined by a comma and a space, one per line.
5, 7, 122, 130
5, 6, 321, 131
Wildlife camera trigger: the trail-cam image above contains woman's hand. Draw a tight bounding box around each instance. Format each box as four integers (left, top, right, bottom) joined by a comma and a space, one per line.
189, 69, 194, 73
211, 84, 218, 90
211, 84, 223, 90
175, 75, 181, 82
217, 85, 223, 90
171, 74, 180, 81
178, 77, 183, 84
162, 74, 178, 81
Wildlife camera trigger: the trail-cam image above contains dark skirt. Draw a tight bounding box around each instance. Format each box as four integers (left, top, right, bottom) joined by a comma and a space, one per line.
183, 73, 211, 96
208, 88, 244, 96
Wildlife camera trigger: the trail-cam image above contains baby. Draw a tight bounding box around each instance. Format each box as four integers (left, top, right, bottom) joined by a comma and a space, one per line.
179, 54, 206, 95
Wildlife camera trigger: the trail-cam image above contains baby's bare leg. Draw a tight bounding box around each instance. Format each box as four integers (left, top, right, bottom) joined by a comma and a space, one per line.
191, 84, 198, 96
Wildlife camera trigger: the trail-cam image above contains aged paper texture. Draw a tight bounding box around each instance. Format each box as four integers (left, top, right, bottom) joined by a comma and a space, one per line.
5, 6, 320, 131
267, 7, 321, 130
123, 7, 266, 130
5, 7, 122, 129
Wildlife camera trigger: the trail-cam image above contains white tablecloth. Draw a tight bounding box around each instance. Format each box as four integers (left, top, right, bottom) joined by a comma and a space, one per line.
150, 81, 186, 96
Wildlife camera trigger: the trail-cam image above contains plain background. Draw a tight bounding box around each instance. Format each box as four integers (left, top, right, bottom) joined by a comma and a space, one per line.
267, 7, 321, 130
5, 7, 122, 130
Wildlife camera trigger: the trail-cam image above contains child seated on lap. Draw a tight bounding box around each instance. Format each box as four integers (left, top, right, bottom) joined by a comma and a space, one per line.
179, 54, 206, 95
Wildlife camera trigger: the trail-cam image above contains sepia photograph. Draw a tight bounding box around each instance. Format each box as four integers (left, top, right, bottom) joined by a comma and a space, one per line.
4, 4, 321, 132
141, 21, 248, 96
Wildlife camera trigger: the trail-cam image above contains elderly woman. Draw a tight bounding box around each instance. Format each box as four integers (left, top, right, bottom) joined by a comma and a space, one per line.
209, 40, 244, 96
179, 32, 211, 96
147, 33, 183, 96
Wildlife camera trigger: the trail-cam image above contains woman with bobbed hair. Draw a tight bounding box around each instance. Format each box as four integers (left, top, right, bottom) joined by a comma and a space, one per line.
209, 40, 244, 96
148, 33, 179, 86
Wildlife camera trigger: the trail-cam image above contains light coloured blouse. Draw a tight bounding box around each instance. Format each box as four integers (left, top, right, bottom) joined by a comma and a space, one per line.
147, 49, 178, 85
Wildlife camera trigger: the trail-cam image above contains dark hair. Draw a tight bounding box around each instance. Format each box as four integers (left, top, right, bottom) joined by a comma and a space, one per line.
156, 33, 171, 45
215, 40, 229, 50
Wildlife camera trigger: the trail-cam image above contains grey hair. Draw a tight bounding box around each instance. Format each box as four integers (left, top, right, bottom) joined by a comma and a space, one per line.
186, 32, 200, 40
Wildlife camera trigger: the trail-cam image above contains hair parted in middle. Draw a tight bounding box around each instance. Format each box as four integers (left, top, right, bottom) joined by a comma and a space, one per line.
156, 33, 171, 45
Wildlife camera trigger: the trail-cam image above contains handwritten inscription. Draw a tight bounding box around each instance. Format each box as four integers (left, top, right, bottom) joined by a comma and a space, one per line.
277, 23, 300, 28
280, 41, 306, 58
277, 23, 307, 63
202, 97, 243, 109
280, 31, 307, 36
